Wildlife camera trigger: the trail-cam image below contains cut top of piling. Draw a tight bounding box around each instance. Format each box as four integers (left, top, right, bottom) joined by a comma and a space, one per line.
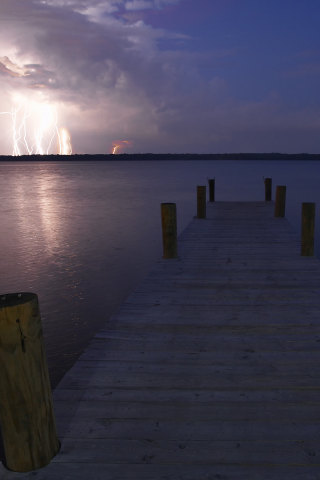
0, 292, 37, 309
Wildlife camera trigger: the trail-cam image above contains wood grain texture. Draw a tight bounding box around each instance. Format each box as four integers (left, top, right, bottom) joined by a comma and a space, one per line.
2, 462, 320, 480
3, 201, 320, 478
0, 293, 59, 472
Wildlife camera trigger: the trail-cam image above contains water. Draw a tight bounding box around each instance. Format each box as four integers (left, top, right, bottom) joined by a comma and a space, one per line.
0, 159, 320, 462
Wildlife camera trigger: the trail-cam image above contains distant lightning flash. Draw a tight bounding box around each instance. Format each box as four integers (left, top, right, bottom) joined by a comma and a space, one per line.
59, 127, 72, 155
111, 140, 132, 154
0, 99, 72, 156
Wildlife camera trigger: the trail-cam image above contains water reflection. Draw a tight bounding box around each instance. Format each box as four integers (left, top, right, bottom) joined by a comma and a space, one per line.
37, 172, 63, 256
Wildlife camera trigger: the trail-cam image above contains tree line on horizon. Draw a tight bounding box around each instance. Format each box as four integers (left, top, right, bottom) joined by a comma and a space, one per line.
1, 152, 320, 160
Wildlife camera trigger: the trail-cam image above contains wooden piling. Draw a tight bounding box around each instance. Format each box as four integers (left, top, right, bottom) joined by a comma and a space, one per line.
197, 186, 206, 219
274, 186, 286, 217
208, 179, 215, 202
301, 203, 316, 256
0, 293, 59, 472
161, 203, 178, 259
264, 177, 272, 201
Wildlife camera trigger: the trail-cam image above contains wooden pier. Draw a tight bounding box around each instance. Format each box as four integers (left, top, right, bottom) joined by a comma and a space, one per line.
2, 201, 320, 479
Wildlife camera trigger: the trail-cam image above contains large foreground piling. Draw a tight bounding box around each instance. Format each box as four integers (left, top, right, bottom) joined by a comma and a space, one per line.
161, 203, 178, 259
301, 203, 316, 256
197, 186, 206, 218
264, 177, 272, 201
208, 179, 215, 202
274, 186, 286, 217
0, 293, 59, 472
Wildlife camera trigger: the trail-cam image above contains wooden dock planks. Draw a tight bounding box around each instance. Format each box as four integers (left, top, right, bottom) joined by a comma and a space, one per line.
2, 201, 320, 479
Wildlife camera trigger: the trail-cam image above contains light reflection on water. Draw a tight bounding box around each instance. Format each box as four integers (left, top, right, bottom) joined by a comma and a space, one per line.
1, 159, 320, 462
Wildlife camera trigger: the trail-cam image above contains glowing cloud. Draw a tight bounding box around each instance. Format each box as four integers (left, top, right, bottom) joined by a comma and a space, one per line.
0, 56, 30, 77
111, 140, 132, 154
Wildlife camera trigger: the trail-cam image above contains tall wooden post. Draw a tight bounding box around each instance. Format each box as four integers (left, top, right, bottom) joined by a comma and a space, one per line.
264, 177, 272, 201
301, 203, 316, 256
197, 186, 206, 218
208, 179, 215, 202
0, 293, 59, 472
274, 186, 286, 217
161, 203, 177, 259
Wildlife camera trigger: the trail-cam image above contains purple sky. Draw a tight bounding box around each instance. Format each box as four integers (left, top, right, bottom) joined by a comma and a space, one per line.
0, 0, 320, 154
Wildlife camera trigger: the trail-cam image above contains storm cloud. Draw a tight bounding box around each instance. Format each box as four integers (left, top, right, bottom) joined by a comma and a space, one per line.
0, 0, 320, 154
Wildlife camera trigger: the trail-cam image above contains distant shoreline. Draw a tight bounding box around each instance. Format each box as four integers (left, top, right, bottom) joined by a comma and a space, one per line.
1, 153, 320, 161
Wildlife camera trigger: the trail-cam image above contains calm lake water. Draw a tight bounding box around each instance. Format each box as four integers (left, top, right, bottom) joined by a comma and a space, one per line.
0, 159, 320, 392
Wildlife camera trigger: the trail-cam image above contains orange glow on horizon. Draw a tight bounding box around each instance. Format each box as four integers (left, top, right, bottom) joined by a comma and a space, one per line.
111, 140, 132, 154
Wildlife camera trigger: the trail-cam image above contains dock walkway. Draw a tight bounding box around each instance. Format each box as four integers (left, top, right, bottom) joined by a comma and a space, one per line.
2, 201, 320, 479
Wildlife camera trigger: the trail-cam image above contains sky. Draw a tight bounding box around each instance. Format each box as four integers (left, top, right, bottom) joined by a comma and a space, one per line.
0, 0, 320, 154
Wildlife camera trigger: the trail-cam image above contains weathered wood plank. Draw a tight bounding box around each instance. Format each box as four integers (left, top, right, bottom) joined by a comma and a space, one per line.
78, 348, 320, 364
94, 330, 320, 342
52, 437, 320, 465
85, 337, 320, 353
122, 290, 320, 305
66, 359, 320, 376
110, 305, 320, 325
53, 386, 320, 404
53, 416, 320, 441
2, 463, 320, 480
98, 324, 320, 334
57, 371, 320, 389
51, 399, 320, 421
139, 275, 320, 286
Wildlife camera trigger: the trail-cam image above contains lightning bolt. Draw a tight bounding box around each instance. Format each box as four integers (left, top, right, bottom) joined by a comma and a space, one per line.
111, 140, 132, 154
59, 127, 72, 155
0, 101, 28, 156
0, 99, 72, 156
